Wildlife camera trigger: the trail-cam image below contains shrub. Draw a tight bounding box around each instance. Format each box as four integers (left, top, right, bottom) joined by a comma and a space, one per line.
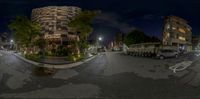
25, 54, 41, 62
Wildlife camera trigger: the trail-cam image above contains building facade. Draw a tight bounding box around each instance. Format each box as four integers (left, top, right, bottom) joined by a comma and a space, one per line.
192, 35, 200, 50
0, 33, 8, 49
31, 6, 81, 54
162, 16, 192, 51
108, 33, 124, 51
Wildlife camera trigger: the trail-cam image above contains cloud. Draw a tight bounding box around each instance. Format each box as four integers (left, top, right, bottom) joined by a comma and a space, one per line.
94, 12, 135, 33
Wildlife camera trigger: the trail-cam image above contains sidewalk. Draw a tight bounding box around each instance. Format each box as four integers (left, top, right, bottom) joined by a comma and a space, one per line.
40, 57, 73, 65
13, 53, 97, 69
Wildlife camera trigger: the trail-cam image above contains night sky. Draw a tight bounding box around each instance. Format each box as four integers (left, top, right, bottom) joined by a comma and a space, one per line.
0, 0, 199, 44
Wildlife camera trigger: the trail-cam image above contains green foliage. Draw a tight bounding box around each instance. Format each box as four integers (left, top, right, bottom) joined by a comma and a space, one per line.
124, 29, 161, 46
34, 37, 47, 49
68, 53, 84, 62
78, 41, 89, 49
55, 46, 70, 56
68, 54, 76, 62
69, 10, 100, 49
8, 16, 41, 47
25, 54, 41, 62
75, 53, 84, 61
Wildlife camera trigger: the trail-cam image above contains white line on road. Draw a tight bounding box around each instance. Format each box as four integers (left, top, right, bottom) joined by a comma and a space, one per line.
169, 61, 193, 73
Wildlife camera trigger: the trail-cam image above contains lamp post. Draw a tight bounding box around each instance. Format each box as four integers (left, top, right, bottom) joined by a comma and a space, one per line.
10, 39, 14, 50
98, 36, 103, 48
98, 37, 102, 41
10, 40, 14, 43
96, 36, 103, 53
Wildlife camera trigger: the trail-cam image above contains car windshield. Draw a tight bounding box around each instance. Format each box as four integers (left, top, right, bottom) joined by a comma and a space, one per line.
0, 0, 199, 99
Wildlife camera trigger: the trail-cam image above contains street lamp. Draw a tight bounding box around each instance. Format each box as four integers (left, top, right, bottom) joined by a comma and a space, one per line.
97, 36, 103, 51
10, 39, 14, 43
10, 39, 14, 50
98, 37, 102, 41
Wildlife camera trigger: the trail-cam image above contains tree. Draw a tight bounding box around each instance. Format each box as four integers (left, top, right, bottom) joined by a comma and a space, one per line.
124, 29, 161, 46
9, 16, 41, 52
68, 10, 100, 50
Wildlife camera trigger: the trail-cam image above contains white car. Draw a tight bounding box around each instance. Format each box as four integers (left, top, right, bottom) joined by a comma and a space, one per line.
157, 49, 179, 59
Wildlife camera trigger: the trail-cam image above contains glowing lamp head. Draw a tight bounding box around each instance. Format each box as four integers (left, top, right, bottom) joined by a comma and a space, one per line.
98, 37, 102, 41
10, 40, 14, 43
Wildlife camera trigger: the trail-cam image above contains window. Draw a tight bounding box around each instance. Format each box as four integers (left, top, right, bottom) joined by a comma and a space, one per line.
166, 32, 170, 37
172, 27, 176, 30
179, 36, 186, 41
179, 28, 186, 33
166, 24, 170, 29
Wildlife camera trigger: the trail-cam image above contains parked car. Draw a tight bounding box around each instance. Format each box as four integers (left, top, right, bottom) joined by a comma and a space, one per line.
157, 49, 179, 59
112, 47, 121, 51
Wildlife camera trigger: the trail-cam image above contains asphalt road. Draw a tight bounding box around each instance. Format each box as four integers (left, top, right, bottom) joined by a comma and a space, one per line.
1, 51, 200, 99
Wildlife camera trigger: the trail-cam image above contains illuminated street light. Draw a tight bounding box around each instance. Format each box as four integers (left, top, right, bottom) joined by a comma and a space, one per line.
98, 37, 102, 41
10, 39, 14, 50
10, 39, 14, 43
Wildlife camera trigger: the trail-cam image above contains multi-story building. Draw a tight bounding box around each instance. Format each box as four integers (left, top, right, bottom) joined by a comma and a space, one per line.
108, 33, 124, 51
0, 33, 8, 49
31, 6, 81, 54
162, 16, 192, 52
192, 35, 200, 50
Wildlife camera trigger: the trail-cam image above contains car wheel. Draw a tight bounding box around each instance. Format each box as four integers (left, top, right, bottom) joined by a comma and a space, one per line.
160, 56, 164, 60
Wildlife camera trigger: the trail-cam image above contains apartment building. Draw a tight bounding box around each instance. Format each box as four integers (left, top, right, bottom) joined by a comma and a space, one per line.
31, 6, 81, 54
162, 16, 192, 51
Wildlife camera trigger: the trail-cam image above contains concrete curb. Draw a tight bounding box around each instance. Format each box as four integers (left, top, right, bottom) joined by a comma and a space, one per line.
13, 53, 97, 69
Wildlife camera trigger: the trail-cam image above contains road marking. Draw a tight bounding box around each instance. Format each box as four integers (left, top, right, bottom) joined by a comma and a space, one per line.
169, 61, 193, 73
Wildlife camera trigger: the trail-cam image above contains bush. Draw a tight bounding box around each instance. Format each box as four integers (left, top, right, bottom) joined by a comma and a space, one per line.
25, 54, 41, 62
76, 53, 84, 61
54, 46, 70, 56
68, 53, 84, 62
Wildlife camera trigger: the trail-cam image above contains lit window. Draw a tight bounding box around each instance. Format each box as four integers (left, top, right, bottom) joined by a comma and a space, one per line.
167, 25, 170, 29
179, 28, 186, 33
172, 27, 176, 30
166, 32, 170, 37
187, 28, 191, 31
179, 36, 186, 41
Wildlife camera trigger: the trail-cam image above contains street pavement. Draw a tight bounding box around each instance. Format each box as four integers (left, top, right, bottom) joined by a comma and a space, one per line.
1, 50, 200, 99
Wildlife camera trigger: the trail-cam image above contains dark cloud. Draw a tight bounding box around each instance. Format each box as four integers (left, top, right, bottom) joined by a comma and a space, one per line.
94, 13, 135, 33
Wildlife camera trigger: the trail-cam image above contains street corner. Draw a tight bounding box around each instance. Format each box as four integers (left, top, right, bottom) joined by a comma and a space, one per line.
13, 51, 97, 69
